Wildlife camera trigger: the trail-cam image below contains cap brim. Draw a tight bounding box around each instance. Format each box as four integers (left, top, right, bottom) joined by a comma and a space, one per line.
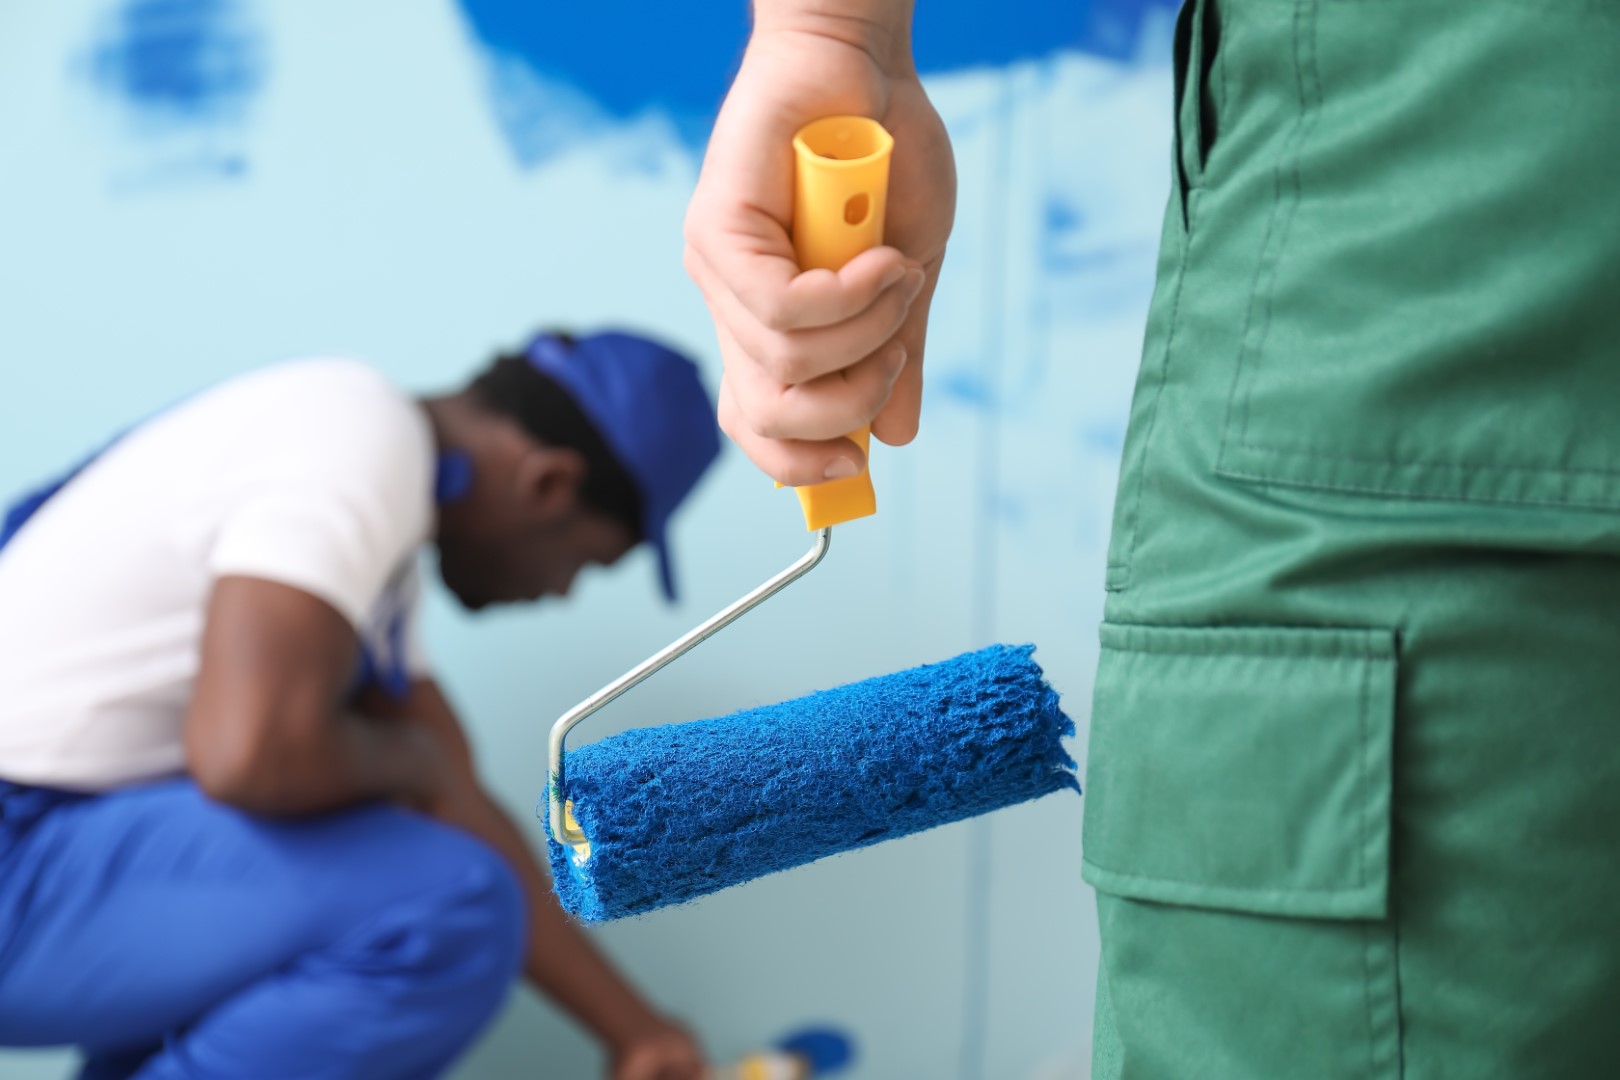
650, 522, 678, 603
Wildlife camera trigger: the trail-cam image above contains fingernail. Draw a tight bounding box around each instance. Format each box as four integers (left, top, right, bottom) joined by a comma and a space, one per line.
824, 457, 861, 480
902, 268, 926, 300
884, 345, 907, 374
880, 265, 908, 290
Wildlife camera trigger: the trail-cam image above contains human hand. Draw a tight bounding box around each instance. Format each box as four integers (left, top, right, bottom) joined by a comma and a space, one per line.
684, 12, 956, 486
609, 1015, 707, 1080
350, 681, 482, 827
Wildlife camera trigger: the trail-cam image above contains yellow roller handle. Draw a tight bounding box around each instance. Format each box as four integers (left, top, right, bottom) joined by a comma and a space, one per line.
787, 116, 894, 531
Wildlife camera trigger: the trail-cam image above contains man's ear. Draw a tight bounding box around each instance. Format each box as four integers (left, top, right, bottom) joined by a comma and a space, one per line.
517, 445, 587, 519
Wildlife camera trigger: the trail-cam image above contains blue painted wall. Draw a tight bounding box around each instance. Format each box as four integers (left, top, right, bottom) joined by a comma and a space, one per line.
0, 1, 1175, 1076
454, 0, 1176, 158
88, 0, 266, 122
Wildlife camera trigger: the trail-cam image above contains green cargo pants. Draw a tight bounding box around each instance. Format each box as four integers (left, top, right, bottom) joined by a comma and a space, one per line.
1083, 0, 1620, 1076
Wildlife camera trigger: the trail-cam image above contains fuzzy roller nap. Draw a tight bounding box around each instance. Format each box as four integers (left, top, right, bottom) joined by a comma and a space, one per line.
544, 644, 1078, 922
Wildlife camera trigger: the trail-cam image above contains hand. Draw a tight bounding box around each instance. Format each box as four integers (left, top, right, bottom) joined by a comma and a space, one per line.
684, 18, 956, 486
351, 682, 480, 827
609, 1016, 706, 1080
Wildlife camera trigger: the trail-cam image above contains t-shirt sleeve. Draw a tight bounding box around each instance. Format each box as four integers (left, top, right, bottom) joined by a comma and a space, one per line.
206, 376, 433, 629
208, 486, 419, 627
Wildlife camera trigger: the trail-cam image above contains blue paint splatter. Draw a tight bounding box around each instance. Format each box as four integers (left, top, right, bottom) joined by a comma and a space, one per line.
1079, 422, 1126, 455
1044, 197, 1085, 239
454, 0, 1177, 165
992, 493, 1028, 527
935, 369, 997, 411
89, 0, 266, 128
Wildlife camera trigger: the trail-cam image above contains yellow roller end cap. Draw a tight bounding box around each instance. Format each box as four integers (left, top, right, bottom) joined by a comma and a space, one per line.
563, 800, 592, 865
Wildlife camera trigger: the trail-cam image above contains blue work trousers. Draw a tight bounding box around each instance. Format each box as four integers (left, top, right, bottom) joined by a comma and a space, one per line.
0, 779, 525, 1079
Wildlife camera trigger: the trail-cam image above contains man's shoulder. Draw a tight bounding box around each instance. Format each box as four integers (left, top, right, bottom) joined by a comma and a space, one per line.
151, 357, 435, 516
236, 356, 412, 414
204, 357, 429, 454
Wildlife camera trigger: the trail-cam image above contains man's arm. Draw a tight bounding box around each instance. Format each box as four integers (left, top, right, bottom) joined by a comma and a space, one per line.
183, 575, 448, 814
359, 679, 705, 1080
184, 576, 702, 1078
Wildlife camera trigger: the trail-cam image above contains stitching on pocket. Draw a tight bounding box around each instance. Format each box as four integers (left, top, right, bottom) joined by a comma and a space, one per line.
1364, 919, 1405, 1076
1215, 464, 1620, 511
1081, 859, 1377, 897
1224, 441, 1620, 479
1363, 923, 1380, 1076
1101, 622, 1391, 661
1104, 645, 1384, 660
1106, 250, 1191, 591
1217, 0, 1321, 474
1358, 646, 1370, 890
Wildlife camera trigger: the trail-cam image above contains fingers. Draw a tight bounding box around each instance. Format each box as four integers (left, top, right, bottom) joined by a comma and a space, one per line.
718, 362, 874, 488
870, 254, 941, 447
687, 243, 922, 381
689, 239, 926, 486
609, 1032, 706, 1080
737, 246, 918, 335
724, 333, 908, 444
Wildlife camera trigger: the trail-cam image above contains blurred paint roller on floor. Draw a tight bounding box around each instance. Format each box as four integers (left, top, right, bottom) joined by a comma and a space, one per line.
712, 1025, 855, 1080
541, 117, 1079, 923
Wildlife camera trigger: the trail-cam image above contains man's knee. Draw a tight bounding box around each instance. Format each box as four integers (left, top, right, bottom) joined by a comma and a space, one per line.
440, 829, 527, 990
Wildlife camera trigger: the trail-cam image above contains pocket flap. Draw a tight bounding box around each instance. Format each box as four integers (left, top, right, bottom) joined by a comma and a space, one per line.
1082, 623, 1395, 919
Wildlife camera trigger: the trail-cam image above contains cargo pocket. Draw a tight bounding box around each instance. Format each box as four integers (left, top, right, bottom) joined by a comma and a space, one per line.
1083, 624, 1401, 1079
1213, 0, 1620, 512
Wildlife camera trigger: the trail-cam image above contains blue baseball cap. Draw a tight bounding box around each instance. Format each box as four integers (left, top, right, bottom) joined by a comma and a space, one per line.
525, 330, 721, 602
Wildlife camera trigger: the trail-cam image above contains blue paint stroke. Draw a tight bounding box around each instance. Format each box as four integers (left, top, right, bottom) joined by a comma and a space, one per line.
1079, 421, 1127, 455
992, 493, 1028, 527
453, 2, 744, 164
935, 369, 997, 411
454, 0, 1178, 165
1041, 195, 1161, 318
1042, 196, 1146, 275
89, 0, 266, 129
915, 0, 1175, 71
1044, 197, 1086, 246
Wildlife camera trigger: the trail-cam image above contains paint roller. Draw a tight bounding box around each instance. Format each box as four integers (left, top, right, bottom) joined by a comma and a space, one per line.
543, 118, 1079, 922
712, 1025, 855, 1080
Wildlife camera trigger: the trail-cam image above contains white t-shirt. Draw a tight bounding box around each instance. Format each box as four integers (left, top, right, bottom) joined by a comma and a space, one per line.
0, 359, 436, 791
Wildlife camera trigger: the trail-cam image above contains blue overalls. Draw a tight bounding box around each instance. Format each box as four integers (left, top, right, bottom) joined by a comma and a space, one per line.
0, 444, 523, 1079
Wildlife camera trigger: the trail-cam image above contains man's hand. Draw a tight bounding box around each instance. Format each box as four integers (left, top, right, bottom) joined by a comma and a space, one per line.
357, 680, 711, 1078
184, 576, 450, 816
684, 2, 956, 485
610, 1016, 706, 1080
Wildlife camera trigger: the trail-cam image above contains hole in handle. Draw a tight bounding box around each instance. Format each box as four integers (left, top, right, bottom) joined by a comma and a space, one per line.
844, 193, 870, 226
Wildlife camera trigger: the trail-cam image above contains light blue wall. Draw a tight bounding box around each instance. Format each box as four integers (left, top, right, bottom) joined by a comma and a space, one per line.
0, 2, 1174, 1077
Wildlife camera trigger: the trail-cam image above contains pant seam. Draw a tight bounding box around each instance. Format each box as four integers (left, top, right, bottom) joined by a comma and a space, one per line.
1106, 244, 1191, 592
1216, 0, 1321, 474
